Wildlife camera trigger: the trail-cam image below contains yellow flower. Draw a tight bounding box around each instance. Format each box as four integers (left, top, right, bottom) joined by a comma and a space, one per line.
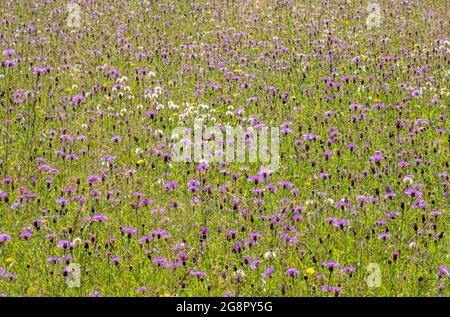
5, 257, 14, 264
232, 93, 238, 98
304, 180, 311, 187
136, 159, 145, 165
247, 34, 253, 39
168, 80, 174, 85
66, 88, 72, 93
130, 62, 135, 67
233, 69, 242, 73
160, 292, 172, 297
172, 112, 178, 117
305, 267, 315, 275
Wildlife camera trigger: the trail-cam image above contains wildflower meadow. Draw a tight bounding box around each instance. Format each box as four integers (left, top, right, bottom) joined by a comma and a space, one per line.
0, 0, 449, 297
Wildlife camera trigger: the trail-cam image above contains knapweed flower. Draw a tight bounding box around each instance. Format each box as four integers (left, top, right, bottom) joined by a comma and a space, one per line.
110, 256, 121, 265
0, 234, 11, 244
152, 228, 171, 239
322, 284, 341, 295
190, 270, 206, 280
121, 227, 138, 238
285, 267, 299, 277
57, 240, 74, 249
322, 261, 340, 271
90, 215, 108, 222
89, 291, 102, 297
438, 266, 449, 278
262, 266, 275, 280
2, 49, 15, 56
378, 232, 391, 240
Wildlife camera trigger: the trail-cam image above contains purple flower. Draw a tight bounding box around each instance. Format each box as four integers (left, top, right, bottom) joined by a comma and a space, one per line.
438, 265, 449, 278
111, 135, 122, 143
262, 266, 275, 280
152, 229, 171, 239
121, 227, 137, 238
135, 286, 149, 293
370, 150, 383, 164
285, 267, 299, 277
340, 265, 356, 273
138, 235, 153, 245
322, 261, 340, 270
404, 189, 422, 197
378, 232, 391, 240
91, 215, 108, 222
19, 230, 32, 240
110, 256, 121, 265
3, 49, 15, 56
0, 234, 11, 244
322, 284, 341, 295
57, 240, 74, 249
190, 270, 207, 280
47, 256, 62, 264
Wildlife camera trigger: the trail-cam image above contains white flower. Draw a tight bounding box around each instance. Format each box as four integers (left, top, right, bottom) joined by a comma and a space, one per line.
73, 238, 82, 246
264, 251, 276, 260
403, 176, 413, 185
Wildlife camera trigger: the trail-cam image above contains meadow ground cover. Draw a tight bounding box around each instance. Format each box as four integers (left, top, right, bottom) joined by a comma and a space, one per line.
0, 0, 449, 297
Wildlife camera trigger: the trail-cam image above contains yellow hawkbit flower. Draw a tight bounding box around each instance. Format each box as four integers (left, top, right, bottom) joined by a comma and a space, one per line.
233, 69, 242, 73
136, 159, 145, 165
5, 257, 14, 264
168, 80, 174, 85
160, 292, 172, 297
305, 267, 315, 275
